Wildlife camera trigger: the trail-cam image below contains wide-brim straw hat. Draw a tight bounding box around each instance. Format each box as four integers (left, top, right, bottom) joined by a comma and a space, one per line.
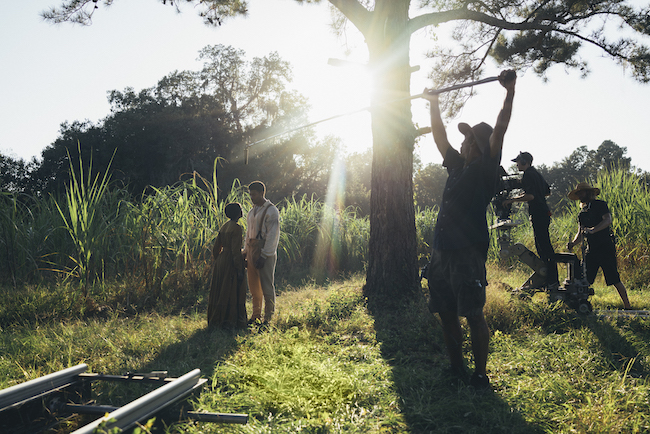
568, 182, 600, 200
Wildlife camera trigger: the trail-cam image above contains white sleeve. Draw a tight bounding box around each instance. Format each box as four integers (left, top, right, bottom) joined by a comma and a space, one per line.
261, 206, 280, 258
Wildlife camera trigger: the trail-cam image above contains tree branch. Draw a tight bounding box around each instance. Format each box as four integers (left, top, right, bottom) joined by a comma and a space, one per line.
411, 7, 644, 63
42, 0, 247, 26
42, 0, 112, 25
408, 8, 471, 34
328, 0, 372, 37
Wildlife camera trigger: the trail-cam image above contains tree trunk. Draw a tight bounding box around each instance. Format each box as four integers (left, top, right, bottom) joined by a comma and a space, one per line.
363, 0, 420, 302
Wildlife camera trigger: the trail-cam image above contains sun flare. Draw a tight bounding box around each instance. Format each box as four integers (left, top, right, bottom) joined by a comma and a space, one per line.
309, 60, 374, 155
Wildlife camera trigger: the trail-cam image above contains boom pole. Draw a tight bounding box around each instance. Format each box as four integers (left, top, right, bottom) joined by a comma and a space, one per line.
244, 76, 500, 163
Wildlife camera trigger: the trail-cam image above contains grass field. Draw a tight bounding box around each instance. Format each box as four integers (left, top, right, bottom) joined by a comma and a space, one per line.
2, 167, 649, 432
2, 264, 650, 433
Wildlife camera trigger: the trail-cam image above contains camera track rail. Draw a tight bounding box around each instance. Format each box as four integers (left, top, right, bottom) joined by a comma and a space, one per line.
0, 363, 247, 433
594, 309, 650, 318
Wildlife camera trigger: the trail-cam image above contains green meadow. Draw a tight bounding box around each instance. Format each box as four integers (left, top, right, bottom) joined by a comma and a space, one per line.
2, 168, 650, 433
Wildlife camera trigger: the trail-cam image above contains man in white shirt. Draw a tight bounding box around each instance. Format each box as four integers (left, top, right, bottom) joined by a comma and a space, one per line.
243, 181, 280, 324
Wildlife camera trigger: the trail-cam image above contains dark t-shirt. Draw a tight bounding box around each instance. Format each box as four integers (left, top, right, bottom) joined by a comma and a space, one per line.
578, 199, 613, 248
432, 147, 501, 253
521, 166, 550, 217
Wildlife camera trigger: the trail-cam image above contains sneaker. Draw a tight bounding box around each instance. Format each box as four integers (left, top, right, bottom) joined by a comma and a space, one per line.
469, 372, 490, 391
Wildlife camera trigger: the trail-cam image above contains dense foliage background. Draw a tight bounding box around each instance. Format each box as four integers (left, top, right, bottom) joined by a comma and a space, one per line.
2, 45, 649, 298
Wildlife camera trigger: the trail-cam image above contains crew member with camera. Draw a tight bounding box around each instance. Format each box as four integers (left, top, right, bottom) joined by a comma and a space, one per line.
503, 152, 559, 290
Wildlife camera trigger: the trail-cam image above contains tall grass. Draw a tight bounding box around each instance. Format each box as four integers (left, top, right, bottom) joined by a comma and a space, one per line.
54, 149, 117, 296
596, 168, 650, 259
0, 178, 372, 298
1, 166, 648, 296
415, 205, 438, 267
0, 192, 29, 287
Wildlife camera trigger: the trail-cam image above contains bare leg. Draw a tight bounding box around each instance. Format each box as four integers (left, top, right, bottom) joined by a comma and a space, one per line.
466, 313, 490, 376
614, 281, 632, 309
438, 311, 464, 370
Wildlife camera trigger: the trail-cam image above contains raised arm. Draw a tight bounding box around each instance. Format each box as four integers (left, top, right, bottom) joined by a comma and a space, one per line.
422, 91, 452, 158
489, 70, 517, 158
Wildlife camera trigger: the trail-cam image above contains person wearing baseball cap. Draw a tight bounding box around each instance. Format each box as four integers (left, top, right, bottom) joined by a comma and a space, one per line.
566, 183, 631, 309
512, 151, 532, 165
503, 151, 559, 290
421, 69, 517, 391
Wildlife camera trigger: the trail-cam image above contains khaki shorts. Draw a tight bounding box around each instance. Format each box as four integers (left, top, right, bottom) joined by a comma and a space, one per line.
427, 246, 487, 317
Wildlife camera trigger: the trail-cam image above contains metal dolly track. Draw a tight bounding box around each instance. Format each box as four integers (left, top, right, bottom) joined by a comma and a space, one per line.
0, 363, 247, 433
595, 310, 650, 318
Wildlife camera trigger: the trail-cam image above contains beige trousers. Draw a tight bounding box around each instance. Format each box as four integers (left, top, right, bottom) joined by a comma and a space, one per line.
247, 251, 277, 321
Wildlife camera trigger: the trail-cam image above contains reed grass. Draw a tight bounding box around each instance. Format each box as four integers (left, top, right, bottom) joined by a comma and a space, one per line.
53, 148, 117, 296
1, 173, 371, 292
2, 164, 648, 298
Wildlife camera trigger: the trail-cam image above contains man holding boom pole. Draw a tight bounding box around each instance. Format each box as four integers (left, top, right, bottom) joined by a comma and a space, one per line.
422, 69, 516, 390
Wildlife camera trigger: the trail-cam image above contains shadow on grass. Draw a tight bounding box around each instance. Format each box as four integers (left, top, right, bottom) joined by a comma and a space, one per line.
141, 326, 244, 378
521, 294, 650, 377
94, 324, 246, 427
582, 314, 650, 376
368, 293, 542, 434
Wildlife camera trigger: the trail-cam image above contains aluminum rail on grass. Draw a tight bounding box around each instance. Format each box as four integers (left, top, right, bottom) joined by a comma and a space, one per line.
71, 369, 205, 434
63, 404, 249, 424
77, 371, 173, 384
186, 410, 249, 424
596, 310, 650, 318
0, 363, 88, 412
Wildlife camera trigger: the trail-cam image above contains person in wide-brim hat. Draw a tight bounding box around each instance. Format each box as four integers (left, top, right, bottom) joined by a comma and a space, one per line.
566, 181, 632, 309
568, 182, 600, 201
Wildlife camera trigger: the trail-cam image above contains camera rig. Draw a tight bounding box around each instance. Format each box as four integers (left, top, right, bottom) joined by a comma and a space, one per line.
490, 170, 593, 314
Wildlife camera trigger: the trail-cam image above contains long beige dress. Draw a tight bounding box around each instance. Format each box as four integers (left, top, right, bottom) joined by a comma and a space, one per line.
207, 220, 247, 328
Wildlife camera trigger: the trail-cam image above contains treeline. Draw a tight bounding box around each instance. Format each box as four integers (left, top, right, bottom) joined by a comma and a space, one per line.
2, 45, 648, 217
0, 45, 372, 214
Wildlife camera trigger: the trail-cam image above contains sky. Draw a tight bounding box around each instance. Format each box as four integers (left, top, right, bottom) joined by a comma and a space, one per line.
2, 0, 650, 173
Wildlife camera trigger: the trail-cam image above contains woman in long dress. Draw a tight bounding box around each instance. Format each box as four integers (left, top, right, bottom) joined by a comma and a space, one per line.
207, 202, 247, 328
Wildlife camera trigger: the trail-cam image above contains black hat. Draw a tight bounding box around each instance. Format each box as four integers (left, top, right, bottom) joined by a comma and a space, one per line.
458, 122, 493, 154
512, 151, 533, 164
